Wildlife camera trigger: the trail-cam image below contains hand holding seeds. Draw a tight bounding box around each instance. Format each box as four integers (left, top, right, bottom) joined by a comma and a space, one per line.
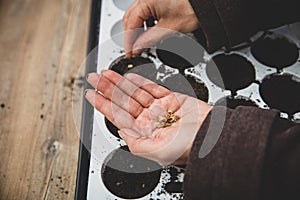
85, 70, 212, 165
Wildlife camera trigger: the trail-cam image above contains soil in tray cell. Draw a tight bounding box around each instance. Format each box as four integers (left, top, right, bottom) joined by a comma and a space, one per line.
206, 54, 256, 93
156, 35, 204, 72
259, 74, 300, 116
110, 55, 157, 81
251, 36, 299, 70
163, 74, 209, 102
101, 146, 162, 199
215, 96, 258, 109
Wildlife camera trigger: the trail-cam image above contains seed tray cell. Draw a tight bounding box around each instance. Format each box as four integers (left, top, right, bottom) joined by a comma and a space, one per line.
79, 1, 300, 199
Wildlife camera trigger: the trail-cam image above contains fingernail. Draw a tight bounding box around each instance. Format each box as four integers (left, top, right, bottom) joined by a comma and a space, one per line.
86, 73, 91, 81
126, 51, 132, 58
132, 45, 142, 55
84, 89, 89, 96
87, 73, 100, 87
100, 69, 108, 74
124, 73, 132, 79
85, 89, 95, 106
118, 130, 125, 139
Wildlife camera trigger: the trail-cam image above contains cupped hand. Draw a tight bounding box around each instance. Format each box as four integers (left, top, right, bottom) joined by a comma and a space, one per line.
123, 0, 199, 58
85, 70, 212, 165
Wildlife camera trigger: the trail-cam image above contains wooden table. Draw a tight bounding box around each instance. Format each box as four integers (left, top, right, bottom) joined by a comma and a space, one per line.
0, 0, 91, 199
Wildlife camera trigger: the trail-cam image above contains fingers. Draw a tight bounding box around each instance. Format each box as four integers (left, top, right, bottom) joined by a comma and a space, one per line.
87, 72, 143, 118
85, 89, 135, 129
123, 0, 200, 57
124, 18, 177, 56
101, 70, 155, 108
131, 23, 177, 55
125, 73, 171, 98
124, 29, 140, 58
88, 71, 155, 109
123, 1, 151, 58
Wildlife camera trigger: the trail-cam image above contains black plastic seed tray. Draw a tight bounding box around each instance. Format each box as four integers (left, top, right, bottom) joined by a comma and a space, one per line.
75, 0, 300, 199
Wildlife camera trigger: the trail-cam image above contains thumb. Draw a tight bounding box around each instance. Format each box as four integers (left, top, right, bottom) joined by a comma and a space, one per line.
132, 22, 177, 55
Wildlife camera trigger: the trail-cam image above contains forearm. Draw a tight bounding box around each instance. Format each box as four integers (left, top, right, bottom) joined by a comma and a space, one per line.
260, 115, 300, 199
189, 0, 300, 52
183, 106, 300, 199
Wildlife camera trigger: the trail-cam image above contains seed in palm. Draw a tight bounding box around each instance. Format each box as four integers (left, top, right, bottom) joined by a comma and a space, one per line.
157, 111, 180, 128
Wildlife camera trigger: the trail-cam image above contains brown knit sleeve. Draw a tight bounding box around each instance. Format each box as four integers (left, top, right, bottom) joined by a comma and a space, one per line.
183, 106, 278, 200
188, 0, 300, 53
188, 0, 227, 53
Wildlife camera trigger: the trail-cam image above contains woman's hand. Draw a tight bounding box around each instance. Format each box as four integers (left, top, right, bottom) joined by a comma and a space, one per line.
85, 70, 212, 165
123, 0, 199, 58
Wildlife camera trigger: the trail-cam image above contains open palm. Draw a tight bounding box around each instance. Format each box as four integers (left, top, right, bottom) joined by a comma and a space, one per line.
86, 70, 212, 165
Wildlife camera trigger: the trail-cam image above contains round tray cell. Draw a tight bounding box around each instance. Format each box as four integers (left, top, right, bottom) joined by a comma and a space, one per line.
111, 20, 124, 47
113, 0, 135, 11
185, 75, 209, 102
259, 74, 300, 115
215, 96, 258, 109
104, 118, 121, 139
206, 54, 256, 93
156, 35, 204, 71
163, 74, 209, 102
110, 55, 157, 80
101, 146, 162, 199
251, 36, 299, 69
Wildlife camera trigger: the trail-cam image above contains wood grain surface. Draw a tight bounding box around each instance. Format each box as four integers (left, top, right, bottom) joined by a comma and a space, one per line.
0, 0, 91, 199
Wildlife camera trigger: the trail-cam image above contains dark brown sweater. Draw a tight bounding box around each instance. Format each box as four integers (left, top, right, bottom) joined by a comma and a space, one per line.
184, 1, 300, 199
184, 107, 300, 200
188, 0, 300, 52
184, 0, 300, 200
